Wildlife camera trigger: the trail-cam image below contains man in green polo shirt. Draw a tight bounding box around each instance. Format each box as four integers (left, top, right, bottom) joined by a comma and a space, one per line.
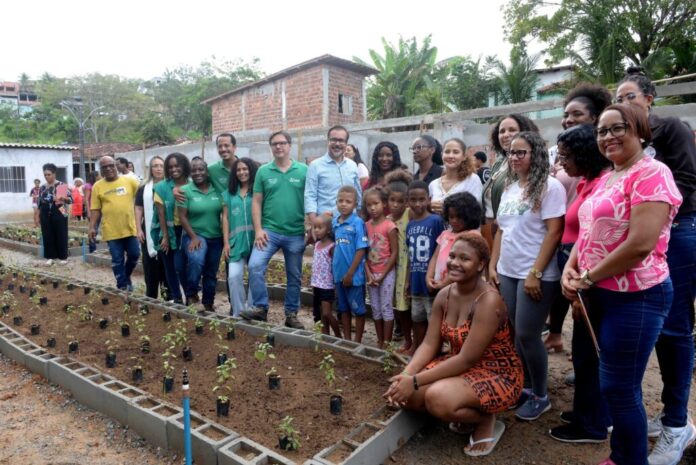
241, 130, 307, 329
207, 133, 238, 193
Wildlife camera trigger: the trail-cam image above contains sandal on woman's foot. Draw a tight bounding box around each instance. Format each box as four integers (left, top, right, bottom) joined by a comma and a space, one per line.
448, 422, 475, 435
545, 342, 564, 353
463, 420, 505, 457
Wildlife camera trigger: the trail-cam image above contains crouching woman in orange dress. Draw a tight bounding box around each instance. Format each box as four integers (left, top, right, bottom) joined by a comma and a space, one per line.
383, 232, 523, 457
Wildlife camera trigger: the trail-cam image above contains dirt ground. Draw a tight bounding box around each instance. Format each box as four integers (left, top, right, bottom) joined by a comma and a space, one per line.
1, 248, 695, 465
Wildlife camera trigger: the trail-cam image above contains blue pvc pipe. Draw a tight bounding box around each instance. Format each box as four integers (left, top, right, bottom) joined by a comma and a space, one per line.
82, 238, 87, 263
182, 374, 192, 465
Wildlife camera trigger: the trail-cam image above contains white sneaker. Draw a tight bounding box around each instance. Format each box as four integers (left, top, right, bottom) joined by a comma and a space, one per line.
648, 420, 696, 465
45, 259, 54, 266
648, 412, 665, 438
58, 260, 68, 265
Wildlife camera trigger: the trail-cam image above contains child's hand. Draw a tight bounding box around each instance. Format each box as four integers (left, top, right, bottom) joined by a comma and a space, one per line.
426, 277, 439, 292
342, 273, 353, 287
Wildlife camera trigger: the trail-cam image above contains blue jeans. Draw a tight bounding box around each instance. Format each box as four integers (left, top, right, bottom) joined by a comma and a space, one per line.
107, 236, 140, 290
594, 281, 672, 465
181, 235, 223, 306
248, 230, 305, 315
228, 258, 252, 316
655, 212, 696, 428
160, 225, 184, 302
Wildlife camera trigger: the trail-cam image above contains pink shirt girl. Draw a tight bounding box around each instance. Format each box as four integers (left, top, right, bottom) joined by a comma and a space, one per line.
577, 156, 682, 292
366, 219, 397, 275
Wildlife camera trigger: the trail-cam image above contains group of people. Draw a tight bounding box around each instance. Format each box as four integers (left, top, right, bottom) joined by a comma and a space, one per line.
29, 65, 695, 465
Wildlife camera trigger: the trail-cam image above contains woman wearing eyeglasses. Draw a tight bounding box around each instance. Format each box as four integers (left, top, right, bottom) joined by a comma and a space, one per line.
412, 135, 443, 185
615, 67, 696, 464
562, 104, 682, 465
489, 131, 566, 422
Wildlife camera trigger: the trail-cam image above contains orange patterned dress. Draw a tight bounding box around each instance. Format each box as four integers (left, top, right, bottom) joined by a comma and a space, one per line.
426, 286, 523, 413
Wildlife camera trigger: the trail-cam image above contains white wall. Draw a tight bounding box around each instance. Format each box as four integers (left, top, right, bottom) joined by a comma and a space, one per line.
0, 148, 74, 220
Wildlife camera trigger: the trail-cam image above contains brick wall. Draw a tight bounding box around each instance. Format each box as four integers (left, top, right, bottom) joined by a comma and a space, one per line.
211, 64, 368, 134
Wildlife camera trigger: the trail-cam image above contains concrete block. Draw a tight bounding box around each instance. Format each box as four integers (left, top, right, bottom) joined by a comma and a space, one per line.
46, 357, 90, 393
24, 348, 56, 379
100, 380, 146, 424
351, 345, 385, 365
218, 437, 294, 465
167, 411, 239, 465
3, 336, 32, 364
329, 339, 361, 354
129, 396, 181, 449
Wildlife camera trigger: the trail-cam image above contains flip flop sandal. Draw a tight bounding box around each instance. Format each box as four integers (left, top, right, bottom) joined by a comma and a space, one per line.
448, 422, 475, 435
463, 420, 506, 457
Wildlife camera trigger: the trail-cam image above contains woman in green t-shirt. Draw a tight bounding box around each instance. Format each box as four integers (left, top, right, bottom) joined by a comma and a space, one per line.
222, 157, 258, 316
177, 157, 224, 311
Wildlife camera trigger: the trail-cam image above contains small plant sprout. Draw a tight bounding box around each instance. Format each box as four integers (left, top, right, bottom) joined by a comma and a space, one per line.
266, 365, 278, 377
382, 341, 398, 375
162, 344, 177, 378
120, 302, 132, 327
29, 291, 41, 311
105, 330, 119, 355
278, 416, 301, 451
312, 321, 324, 351
254, 342, 276, 364
319, 351, 340, 393
213, 357, 237, 402
77, 304, 92, 321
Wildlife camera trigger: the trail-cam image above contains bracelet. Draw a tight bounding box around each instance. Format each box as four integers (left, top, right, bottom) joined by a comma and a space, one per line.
413, 375, 419, 391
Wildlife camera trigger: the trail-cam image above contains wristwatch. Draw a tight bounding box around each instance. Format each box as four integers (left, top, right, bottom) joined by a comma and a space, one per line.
529, 267, 543, 279
580, 269, 595, 287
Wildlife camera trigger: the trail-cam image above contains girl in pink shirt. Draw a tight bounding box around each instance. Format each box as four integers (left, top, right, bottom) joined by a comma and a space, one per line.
364, 187, 398, 348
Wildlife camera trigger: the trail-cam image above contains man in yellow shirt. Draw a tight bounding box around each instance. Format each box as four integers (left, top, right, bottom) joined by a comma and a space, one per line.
89, 156, 141, 291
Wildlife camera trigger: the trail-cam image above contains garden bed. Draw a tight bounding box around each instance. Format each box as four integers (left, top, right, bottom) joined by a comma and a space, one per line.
0, 224, 87, 248
0, 266, 417, 464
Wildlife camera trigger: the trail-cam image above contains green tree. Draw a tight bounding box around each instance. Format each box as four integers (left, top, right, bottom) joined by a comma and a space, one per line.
441, 55, 496, 111
140, 113, 174, 145
505, 0, 696, 83
354, 35, 441, 120
491, 48, 540, 105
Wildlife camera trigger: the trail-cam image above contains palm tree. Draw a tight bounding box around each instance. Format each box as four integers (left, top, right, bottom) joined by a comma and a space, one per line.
354, 35, 441, 120
492, 49, 540, 104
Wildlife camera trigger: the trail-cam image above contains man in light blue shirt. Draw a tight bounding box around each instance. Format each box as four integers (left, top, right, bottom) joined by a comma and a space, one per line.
304, 125, 362, 221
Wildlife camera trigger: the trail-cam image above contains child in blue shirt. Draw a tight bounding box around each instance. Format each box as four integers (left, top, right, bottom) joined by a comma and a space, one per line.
406, 180, 445, 350
332, 185, 369, 343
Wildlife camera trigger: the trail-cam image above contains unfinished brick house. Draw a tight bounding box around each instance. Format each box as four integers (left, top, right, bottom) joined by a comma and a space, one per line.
203, 55, 378, 134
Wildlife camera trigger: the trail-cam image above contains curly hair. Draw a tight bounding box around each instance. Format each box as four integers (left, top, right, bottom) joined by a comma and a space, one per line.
556, 124, 611, 180
228, 157, 259, 194
443, 192, 481, 230
506, 131, 550, 212
369, 141, 402, 184
164, 152, 191, 180
490, 114, 539, 155
619, 66, 657, 102
384, 169, 413, 196
443, 138, 475, 180
453, 232, 490, 265
564, 83, 612, 121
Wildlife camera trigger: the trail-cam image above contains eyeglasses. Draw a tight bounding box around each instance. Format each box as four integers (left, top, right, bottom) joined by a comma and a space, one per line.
615, 92, 641, 104
270, 141, 289, 147
409, 144, 432, 153
328, 138, 347, 144
594, 123, 628, 138
508, 149, 531, 159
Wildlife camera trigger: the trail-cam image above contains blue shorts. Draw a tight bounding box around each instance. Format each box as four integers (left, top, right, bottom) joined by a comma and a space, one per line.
336, 284, 366, 316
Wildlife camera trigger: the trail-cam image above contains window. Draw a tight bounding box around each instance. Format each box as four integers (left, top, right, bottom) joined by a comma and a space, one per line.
0, 166, 26, 193
338, 94, 353, 115
56, 167, 67, 184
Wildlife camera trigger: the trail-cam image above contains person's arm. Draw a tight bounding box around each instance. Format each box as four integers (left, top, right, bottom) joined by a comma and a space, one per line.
377, 227, 399, 282
252, 192, 268, 249
488, 228, 502, 287
172, 184, 186, 203
135, 206, 145, 244
155, 202, 169, 253
304, 164, 318, 222
222, 204, 230, 259
178, 206, 200, 252
425, 243, 441, 291
570, 202, 670, 291
84, 186, 92, 219
88, 209, 101, 242
342, 248, 366, 287
561, 243, 580, 300
524, 216, 564, 301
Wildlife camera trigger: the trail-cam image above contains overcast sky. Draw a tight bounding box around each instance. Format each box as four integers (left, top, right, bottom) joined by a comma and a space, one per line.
4, 0, 512, 81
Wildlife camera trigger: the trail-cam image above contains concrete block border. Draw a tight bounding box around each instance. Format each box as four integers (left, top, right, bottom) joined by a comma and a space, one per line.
0, 264, 424, 465
0, 236, 105, 258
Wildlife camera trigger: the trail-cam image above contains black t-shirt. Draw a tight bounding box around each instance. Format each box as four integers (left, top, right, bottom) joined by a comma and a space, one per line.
134, 184, 145, 228
649, 114, 696, 214
414, 163, 444, 186
477, 166, 491, 184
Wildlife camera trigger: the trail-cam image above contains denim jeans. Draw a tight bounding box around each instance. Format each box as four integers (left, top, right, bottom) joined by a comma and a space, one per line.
655, 212, 696, 427
248, 230, 305, 315
160, 225, 184, 302
181, 235, 223, 306
594, 281, 672, 465
107, 236, 140, 290
228, 258, 252, 316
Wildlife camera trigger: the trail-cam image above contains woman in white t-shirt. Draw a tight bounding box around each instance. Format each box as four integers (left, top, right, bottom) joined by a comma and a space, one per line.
429, 138, 483, 214
345, 144, 369, 189
489, 131, 565, 422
